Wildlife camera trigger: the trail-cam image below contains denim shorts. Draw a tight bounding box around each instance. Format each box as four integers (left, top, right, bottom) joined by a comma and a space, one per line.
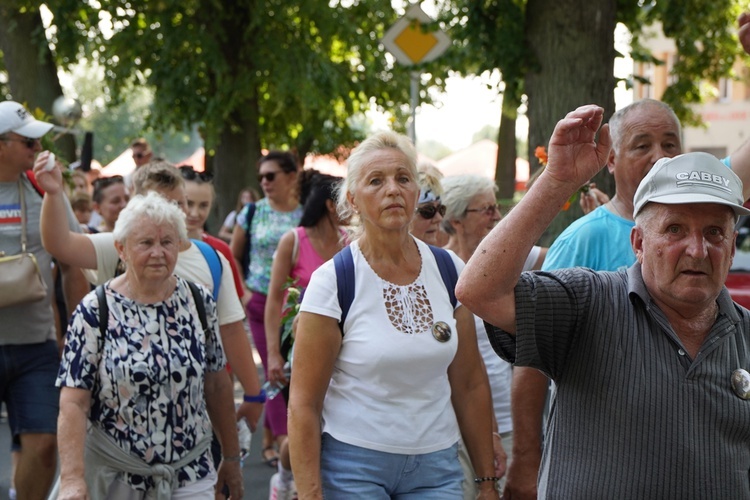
320, 433, 463, 499
0, 340, 60, 436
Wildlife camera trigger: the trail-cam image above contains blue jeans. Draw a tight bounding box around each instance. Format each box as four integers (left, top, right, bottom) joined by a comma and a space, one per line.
0, 340, 60, 437
320, 433, 463, 499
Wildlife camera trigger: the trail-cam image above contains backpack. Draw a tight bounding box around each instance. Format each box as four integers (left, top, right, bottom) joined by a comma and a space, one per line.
240, 202, 256, 280
191, 239, 223, 301
95, 279, 208, 336
332, 244, 458, 334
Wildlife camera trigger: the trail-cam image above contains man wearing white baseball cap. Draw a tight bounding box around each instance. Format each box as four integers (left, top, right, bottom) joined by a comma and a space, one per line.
459, 106, 750, 498
633, 151, 750, 218
0, 100, 54, 138
0, 100, 86, 499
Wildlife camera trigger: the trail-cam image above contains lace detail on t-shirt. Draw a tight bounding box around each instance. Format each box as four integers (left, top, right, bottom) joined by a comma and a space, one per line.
383, 278, 433, 335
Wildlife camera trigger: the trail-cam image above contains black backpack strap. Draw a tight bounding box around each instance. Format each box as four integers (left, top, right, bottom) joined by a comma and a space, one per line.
428, 245, 458, 309
333, 245, 355, 336
95, 284, 108, 337
186, 280, 209, 331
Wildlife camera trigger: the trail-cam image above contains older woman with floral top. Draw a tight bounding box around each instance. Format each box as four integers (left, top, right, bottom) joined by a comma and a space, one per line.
56, 192, 243, 499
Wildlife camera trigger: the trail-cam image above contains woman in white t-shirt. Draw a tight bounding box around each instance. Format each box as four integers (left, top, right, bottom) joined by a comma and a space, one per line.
441, 175, 547, 498
288, 132, 500, 500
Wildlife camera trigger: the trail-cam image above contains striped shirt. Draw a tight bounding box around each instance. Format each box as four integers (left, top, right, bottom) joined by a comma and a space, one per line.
487, 264, 750, 499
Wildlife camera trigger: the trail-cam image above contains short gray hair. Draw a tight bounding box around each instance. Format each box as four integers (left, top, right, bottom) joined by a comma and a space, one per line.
336, 131, 418, 231
113, 191, 188, 243
440, 175, 497, 235
609, 99, 681, 154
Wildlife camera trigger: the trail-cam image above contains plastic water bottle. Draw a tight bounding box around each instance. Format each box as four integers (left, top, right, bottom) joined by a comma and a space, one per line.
262, 361, 292, 400
237, 416, 252, 463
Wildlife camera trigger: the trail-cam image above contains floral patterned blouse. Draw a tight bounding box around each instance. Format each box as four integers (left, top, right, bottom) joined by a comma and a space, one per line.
56, 277, 225, 492
240, 198, 302, 295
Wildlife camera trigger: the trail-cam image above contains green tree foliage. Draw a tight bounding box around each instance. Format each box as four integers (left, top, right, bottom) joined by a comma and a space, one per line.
437, 0, 527, 206
625, 0, 749, 127
0, 1, 76, 161
437, 0, 749, 243
43, 0, 442, 223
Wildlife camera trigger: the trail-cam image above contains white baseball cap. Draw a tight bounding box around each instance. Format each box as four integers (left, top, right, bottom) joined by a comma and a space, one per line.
633, 151, 750, 219
0, 101, 54, 138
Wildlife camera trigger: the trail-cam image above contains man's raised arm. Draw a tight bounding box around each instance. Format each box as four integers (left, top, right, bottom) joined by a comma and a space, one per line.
33, 154, 98, 269
456, 105, 611, 332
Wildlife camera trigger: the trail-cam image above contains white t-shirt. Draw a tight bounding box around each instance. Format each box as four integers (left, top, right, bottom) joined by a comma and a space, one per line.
300, 237, 463, 455
473, 245, 542, 434
86, 233, 244, 325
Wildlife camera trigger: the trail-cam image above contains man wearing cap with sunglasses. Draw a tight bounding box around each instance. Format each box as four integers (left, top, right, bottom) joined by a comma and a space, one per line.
0, 100, 88, 499
459, 104, 750, 498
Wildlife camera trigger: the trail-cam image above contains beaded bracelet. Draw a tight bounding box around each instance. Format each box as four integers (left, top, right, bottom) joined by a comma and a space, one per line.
474, 476, 501, 484
223, 455, 242, 463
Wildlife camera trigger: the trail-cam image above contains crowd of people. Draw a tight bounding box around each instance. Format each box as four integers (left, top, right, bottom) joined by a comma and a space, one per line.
2, 11, 750, 500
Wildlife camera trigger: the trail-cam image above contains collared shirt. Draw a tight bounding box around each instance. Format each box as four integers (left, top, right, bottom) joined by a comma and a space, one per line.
487, 264, 750, 499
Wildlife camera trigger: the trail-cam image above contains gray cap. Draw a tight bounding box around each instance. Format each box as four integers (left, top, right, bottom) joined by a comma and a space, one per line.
633, 152, 750, 219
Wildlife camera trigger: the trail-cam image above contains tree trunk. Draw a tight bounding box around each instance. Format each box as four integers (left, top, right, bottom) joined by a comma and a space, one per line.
209, 102, 262, 233
496, 110, 517, 210
0, 4, 76, 161
524, 0, 617, 246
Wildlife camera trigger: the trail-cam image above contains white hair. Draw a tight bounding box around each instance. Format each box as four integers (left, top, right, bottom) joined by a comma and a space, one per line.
113, 191, 188, 243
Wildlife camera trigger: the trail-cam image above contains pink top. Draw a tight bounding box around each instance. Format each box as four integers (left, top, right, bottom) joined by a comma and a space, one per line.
290, 226, 347, 289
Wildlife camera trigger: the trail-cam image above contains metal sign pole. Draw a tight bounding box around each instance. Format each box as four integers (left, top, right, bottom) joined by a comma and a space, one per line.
409, 72, 419, 144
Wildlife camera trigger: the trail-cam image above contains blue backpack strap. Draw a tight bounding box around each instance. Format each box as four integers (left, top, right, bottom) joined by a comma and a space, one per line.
428, 245, 458, 309
191, 239, 222, 301
333, 245, 355, 335
186, 280, 209, 331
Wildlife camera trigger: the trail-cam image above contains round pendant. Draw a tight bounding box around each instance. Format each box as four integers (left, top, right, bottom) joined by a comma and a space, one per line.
432, 321, 452, 343
731, 369, 750, 400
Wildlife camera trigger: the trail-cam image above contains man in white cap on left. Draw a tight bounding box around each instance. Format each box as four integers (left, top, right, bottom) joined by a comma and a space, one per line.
0, 100, 87, 499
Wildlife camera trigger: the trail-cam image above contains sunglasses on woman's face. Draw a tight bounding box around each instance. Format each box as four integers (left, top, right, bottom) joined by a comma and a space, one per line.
259, 171, 283, 182
416, 204, 447, 219
179, 165, 213, 183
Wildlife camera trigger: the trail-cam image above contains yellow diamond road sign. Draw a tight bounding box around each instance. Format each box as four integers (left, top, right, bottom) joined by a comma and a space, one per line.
382, 4, 451, 66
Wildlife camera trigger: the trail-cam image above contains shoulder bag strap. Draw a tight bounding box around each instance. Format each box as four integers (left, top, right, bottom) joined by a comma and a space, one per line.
18, 180, 28, 253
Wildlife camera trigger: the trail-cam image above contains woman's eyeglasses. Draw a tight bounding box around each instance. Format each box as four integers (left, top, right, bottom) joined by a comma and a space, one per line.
179, 165, 213, 183
416, 204, 447, 219
2, 136, 38, 149
259, 171, 282, 182
465, 204, 501, 216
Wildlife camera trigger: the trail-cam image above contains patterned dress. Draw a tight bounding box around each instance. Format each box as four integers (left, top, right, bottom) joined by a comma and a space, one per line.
56, 277, 225, 492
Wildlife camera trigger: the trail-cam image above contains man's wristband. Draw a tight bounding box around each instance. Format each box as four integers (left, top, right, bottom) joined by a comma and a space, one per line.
243, 389, 267, 403
223, 455, 242, 463
474, 476, 501, 484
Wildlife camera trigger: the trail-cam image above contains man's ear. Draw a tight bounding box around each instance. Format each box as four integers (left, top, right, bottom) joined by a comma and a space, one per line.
631, 225, 645, 264
606, 147, 616, 175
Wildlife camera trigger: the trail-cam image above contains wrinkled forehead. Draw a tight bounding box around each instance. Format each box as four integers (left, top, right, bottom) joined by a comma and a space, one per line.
620, 108, 681, 143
